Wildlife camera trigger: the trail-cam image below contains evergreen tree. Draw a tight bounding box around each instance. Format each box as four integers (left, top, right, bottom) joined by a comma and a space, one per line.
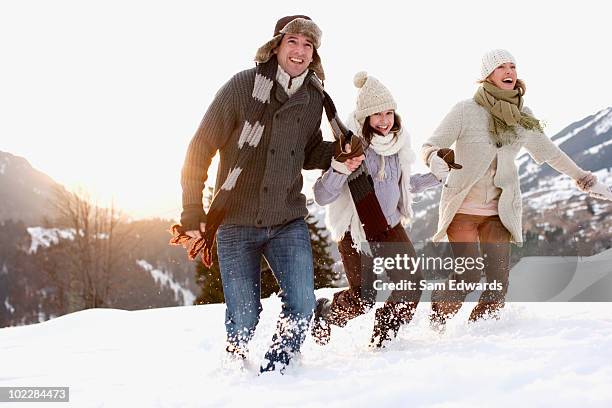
306, 213, 337, 289
194, 247, 225, 305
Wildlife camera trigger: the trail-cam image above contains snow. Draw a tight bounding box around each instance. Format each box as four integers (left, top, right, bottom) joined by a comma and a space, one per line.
519, 160, 540, 180
594, 108, 612, 135
414, 209, 427, 219
521, 167, 612, 211
552, 132, 576, 147
25, 228, 113, 254
416, 188, 439, 201
522, 173, 578, 209
515, 153, 531, 169
4, 298, 15, 314
26, 227, 76, 254
553, 107, 611, 146
593, 167, 612, 184
587, 138, 612, 155
307, 201, 328, 228
2, 258, 612, 406
136, 260, 196, 306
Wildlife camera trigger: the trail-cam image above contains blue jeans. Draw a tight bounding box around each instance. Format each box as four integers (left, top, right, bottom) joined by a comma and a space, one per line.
216, 218, 315, 372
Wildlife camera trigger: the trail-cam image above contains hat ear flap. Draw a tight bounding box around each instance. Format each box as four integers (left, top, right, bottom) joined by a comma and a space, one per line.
309, 50, 325, 82
254, 35, 283, 64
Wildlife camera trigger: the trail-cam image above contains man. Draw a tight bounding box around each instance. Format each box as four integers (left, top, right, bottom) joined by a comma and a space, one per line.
180, 15, 335, 373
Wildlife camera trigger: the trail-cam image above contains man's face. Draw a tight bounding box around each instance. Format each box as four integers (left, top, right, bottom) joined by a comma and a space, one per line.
273, 33, 314, 78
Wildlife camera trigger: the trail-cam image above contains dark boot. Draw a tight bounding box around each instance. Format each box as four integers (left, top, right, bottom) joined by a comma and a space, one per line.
370, 306, 401, 348
429, 301, 454, 333
311, 298, 332, 346
430, 295, 467, 333
225, 342, 248, 360
429, 310, 447, 333
469, 301, 504, 322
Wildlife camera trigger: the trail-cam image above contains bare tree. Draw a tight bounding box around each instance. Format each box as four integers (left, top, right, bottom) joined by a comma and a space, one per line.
47, 186, 129, 312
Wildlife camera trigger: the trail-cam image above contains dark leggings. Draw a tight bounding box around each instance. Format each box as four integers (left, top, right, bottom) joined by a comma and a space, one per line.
327, 223, 423, 327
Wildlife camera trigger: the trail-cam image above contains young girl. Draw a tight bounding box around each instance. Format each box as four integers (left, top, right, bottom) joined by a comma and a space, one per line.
422, 49, 612, 328
311, 72, 446, 347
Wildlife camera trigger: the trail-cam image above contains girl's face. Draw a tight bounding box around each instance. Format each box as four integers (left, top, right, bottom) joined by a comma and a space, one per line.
369, 110, 395, 136
487, 62, 517, 90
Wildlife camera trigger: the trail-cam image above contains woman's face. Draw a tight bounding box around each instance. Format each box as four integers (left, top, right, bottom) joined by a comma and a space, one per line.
368, 110, 395, 136
487, 62, 517, 90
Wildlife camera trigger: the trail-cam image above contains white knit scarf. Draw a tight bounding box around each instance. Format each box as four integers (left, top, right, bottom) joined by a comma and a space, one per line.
325, 112, 416, 252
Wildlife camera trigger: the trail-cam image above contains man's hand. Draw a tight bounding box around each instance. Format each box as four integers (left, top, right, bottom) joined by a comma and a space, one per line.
331, 143, 365, 174
186, 222, 207, 239
334, 137, 364, 163
180, 204, 206, 237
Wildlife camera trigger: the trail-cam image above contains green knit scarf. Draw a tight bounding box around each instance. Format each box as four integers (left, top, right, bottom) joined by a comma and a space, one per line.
474, 80, 543, 146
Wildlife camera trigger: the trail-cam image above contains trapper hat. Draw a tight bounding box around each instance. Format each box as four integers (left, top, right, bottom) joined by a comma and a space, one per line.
254, 15, 325, 81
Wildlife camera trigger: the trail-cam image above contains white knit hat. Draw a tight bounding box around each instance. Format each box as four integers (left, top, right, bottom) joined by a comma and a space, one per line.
353, 71, 397, 123
480, 49, 516, 81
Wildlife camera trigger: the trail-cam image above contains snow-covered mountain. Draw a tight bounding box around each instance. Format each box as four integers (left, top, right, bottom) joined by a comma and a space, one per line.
0, 152, 198, 326
519, 107, 612, 192
0, 150, 65, 225
517, 108, 612, 247
0, 219, 198, 327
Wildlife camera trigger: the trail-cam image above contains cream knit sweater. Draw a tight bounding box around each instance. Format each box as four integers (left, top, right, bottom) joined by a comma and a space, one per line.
422, 99, 589, 245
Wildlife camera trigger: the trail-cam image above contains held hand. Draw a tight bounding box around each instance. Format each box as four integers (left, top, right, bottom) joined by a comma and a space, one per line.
185, 222, 207, 239
180, 205, 206, 235
429, 154, 450, 182
345, 154, 365, 172
334, 137, 364, 163
589, 182, 612, 201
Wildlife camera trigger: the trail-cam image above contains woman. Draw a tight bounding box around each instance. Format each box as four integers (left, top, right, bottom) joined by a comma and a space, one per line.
312, 72, 445, 347
422, 49, 611, 328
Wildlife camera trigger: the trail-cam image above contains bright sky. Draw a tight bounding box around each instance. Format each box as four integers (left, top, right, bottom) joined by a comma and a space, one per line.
1, 0, 611, 219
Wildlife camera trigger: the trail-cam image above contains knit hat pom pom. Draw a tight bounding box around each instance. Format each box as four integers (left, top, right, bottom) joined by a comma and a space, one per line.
353, 71, 368, 88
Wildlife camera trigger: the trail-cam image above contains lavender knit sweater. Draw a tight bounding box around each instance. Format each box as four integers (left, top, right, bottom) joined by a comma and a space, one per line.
314, 148, 439, 229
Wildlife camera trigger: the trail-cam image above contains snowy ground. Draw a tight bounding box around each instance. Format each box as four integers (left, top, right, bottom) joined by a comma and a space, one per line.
2, 290, 612, 407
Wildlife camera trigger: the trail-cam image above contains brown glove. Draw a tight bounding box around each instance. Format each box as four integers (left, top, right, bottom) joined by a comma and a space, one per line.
437, 148, 462, 170
334, 134, 364, 163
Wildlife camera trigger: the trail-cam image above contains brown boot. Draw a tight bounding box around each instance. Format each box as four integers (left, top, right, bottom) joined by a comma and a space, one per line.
369, 302, 415, 348
469, 301, 504, 322
429, 310, 447, 333
430, 298, 464, 332
370, 307, 399, 348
